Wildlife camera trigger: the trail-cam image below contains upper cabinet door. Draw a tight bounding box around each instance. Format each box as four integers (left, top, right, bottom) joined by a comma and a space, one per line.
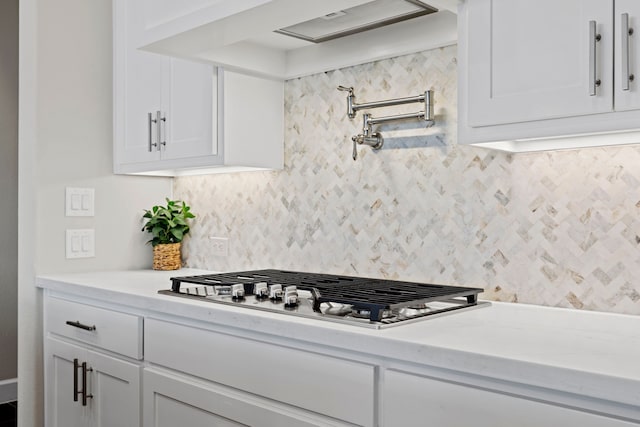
114, 0, 163, 165
161, 59, 216, 161
466, 0, 613, 127
615, 0, 640, 111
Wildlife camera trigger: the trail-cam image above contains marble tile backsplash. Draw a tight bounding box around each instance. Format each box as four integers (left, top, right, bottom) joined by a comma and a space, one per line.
174, 44, 640, 315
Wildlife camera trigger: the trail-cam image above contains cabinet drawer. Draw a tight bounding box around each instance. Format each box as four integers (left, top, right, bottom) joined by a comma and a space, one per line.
144, 368, 355, 427
383, 370, 638, 427
45, 296, 143, 359
145, 318, 374, 427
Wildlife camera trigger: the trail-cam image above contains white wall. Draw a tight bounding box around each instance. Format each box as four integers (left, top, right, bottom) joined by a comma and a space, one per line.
0, 0, 18, 394
18, 0, 173, 424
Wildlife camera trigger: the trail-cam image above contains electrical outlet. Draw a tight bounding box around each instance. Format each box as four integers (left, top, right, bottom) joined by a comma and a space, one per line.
209, 236, 229, 257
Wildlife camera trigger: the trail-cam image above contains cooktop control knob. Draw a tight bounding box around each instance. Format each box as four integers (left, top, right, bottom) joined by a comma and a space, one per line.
284, 286, 298, 307
231, 283, 245, 300
269, 284, 283, 300
254, 282, 269, 299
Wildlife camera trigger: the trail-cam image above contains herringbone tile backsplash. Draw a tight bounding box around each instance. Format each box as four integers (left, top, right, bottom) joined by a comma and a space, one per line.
174, 45, 640, 315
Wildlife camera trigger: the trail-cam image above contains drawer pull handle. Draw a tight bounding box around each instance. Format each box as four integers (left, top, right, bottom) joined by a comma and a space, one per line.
66, 320, 96, 331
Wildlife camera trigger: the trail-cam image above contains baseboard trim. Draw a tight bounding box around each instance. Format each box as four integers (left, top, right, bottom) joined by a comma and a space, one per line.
0, 378, 17, 404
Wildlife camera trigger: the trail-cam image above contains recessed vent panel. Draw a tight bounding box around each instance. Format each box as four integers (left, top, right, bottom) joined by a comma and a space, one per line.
275, 0, 438, 43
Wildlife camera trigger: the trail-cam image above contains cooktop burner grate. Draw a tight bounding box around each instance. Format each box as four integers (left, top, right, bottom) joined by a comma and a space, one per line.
169, 269, 483, 322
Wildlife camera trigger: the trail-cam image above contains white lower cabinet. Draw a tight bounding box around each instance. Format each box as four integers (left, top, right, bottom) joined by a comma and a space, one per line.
143, 368, 355, 427
44, 295, 143, 427
43, 291, 638, 427
382, 369, 637, 427
144, 318, 374, 426
45, 337, 141, 427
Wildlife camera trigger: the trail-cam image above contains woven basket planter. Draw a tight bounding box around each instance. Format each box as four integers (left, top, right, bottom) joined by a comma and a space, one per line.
153, 242, 182, 271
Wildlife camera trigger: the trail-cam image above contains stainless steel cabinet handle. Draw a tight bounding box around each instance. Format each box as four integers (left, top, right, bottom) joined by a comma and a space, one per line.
148, 112, 156, 152
160, 111, 166, 149
81, 362, 93, 406
589, 20, 602, 96
155, 111, 166, 151
66, 320, 96, 331
73, 358, 80, 402
622, 13, 635, 91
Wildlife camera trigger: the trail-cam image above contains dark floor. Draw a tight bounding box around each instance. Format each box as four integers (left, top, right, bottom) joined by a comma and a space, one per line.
0, 401, 17, 427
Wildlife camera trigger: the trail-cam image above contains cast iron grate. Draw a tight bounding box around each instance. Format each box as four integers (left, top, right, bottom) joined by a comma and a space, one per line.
170, 269, 483, 322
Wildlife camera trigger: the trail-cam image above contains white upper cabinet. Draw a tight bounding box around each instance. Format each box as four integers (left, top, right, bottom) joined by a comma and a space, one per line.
113, 0, 217, 174
459, 0, 640, 151
614, 0, 640, 111
467, 0, 613, 126
113, 0, 283, 176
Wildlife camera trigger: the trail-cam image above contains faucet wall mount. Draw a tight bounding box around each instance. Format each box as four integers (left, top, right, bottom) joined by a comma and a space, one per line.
338, 86, 434, 160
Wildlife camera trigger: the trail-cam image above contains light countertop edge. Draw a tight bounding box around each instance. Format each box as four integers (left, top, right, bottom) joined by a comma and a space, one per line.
36, 269, 640, 414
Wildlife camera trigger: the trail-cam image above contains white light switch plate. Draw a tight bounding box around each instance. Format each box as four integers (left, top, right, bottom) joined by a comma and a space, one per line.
66, 229, 95, 259
66, 187, 95, 217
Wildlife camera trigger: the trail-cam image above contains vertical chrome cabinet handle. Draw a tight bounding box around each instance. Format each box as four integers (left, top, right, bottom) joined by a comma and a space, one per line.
148, 112, 158, 152
155, 111, 166, 151
622, 13, 635, 91
589, 20, 602, 96
159, 111, 167, 149
81, 362, 93, 406
73, 358, 80, 402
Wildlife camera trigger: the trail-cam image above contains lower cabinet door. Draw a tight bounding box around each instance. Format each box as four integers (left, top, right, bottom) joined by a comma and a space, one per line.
45, 338, 90, 427
45, 337, 141, 427
383, 370, 637, 427
89, 348, 141, 427
143, 368, 355, 427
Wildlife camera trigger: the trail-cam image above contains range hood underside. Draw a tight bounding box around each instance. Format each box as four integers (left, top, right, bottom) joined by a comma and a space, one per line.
275, 0, 438, 43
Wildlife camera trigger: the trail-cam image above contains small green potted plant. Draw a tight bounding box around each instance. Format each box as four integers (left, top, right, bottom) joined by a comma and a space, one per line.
141, 198, 195, 270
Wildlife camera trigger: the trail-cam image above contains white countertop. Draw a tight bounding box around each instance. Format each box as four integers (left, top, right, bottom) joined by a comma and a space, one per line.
36, 269, 640, 412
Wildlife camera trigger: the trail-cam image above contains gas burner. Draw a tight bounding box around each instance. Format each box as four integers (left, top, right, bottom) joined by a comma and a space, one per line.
398, 304, 432, 319
319, 302, 353, 317
351, 307, 393, 320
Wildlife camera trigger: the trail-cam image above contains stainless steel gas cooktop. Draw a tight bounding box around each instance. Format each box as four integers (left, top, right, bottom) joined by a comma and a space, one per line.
160, 269, 488, 329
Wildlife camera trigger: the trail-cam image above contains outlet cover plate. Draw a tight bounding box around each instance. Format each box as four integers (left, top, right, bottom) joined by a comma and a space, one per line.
209, 236, 229, 257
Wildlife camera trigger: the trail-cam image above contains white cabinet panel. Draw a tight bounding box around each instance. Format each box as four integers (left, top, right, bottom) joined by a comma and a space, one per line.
383, 370, 637, 427
90, 349, 141, 427
113, 0, 219, 174
113, 0, 284, 175
144, 369, 350, 427
45, 337, 141, 427
145, 318, 374, 426
46, 339, 88, 427
614, 0, 640, 111
222, 70, 283, 169
162, 59, 215, 160
45, 296, 143, 360
467, 0, 613, 127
